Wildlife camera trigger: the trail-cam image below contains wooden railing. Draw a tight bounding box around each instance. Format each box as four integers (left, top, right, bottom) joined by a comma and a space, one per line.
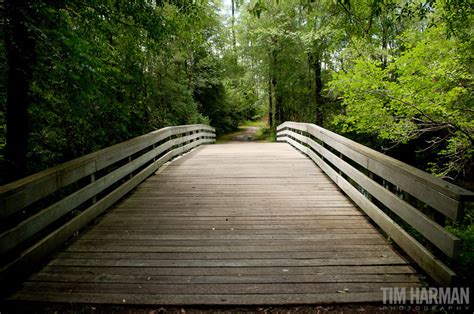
0, 124, 215, 287
277, 122, 474, 286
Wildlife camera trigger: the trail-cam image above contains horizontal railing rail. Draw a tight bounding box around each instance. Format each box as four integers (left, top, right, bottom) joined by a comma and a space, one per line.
0, 124, 215, 287
277, 121, 473, 286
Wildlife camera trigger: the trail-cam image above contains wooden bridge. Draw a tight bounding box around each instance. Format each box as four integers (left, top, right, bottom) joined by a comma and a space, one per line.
1, 122, 472, 306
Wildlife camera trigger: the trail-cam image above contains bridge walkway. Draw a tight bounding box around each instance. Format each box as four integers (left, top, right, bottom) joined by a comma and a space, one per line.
7, 143, 421, 305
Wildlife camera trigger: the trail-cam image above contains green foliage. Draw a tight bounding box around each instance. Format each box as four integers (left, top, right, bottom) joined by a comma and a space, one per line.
328, 25, 473, 179
238, 0, 346, 129
1, 0, 248, 175
1, 0, 472, 187
446, 206, 474, 286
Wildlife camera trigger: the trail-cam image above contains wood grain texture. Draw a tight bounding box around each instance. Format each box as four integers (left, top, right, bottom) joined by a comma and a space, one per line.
0, 133, 207, 256
0, 124, 214, 218
6, 143, 421, 305
0, 137, 214, 286
279, 135, 455, 285
279, 129, 459, 258
277, 121, 474, 220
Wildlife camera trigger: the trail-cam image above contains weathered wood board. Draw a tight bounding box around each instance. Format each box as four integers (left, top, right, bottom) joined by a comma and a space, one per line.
5, 143, 422, 305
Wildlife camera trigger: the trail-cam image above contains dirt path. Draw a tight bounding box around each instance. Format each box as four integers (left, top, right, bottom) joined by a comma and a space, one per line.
228, 126, 261, 142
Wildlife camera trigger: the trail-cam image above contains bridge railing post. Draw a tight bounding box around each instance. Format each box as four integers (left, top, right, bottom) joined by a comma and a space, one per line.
276, 121, 474, 286
0, 124, 216, 291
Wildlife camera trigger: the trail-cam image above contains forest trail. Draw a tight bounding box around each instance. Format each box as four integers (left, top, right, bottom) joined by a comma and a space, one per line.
228, 126, 260, 142
217, 121, 268, 143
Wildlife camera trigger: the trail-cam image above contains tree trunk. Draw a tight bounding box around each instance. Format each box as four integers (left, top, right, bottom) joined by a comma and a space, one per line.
270, 45, 280, 127
313, 54, 323, 126
231, 0, 236, 50
381, 23, 388, 69
4, 1, 36, 181
275, 86, 283, 125
268, 77, 273, 130
307, 53, 313, 106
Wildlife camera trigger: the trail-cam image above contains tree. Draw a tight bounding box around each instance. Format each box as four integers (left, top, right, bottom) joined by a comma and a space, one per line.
328, 24, 473, 180
0, 0, 241, 181
238, 0, 346, 129
3, 1, 37, 180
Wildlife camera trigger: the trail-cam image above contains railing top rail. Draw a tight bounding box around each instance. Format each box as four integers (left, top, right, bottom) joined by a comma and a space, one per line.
0, 124, 215, 217
278, 121, 474, 202
277, 121, 469, 285
0, 124, 215, 289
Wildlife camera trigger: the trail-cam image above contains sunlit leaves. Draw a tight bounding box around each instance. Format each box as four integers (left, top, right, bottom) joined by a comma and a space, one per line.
329, 25, 473, 177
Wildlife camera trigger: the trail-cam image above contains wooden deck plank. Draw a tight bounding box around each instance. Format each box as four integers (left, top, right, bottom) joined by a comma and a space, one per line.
53, 250, 399, 260
17, 282, 422, 295
63, 238, 388, 246
6, 143, 421, 305
5, 291, 389, 305
64, 244, 395, 253
93, 222, 376, 229
36, 265, 419, 276
84, 228, 379, 235
46, 258, 409, 267
28, 273, 421, 284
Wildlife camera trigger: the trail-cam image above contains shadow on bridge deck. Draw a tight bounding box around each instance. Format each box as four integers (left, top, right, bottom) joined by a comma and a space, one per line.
5, 143, 422, 305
